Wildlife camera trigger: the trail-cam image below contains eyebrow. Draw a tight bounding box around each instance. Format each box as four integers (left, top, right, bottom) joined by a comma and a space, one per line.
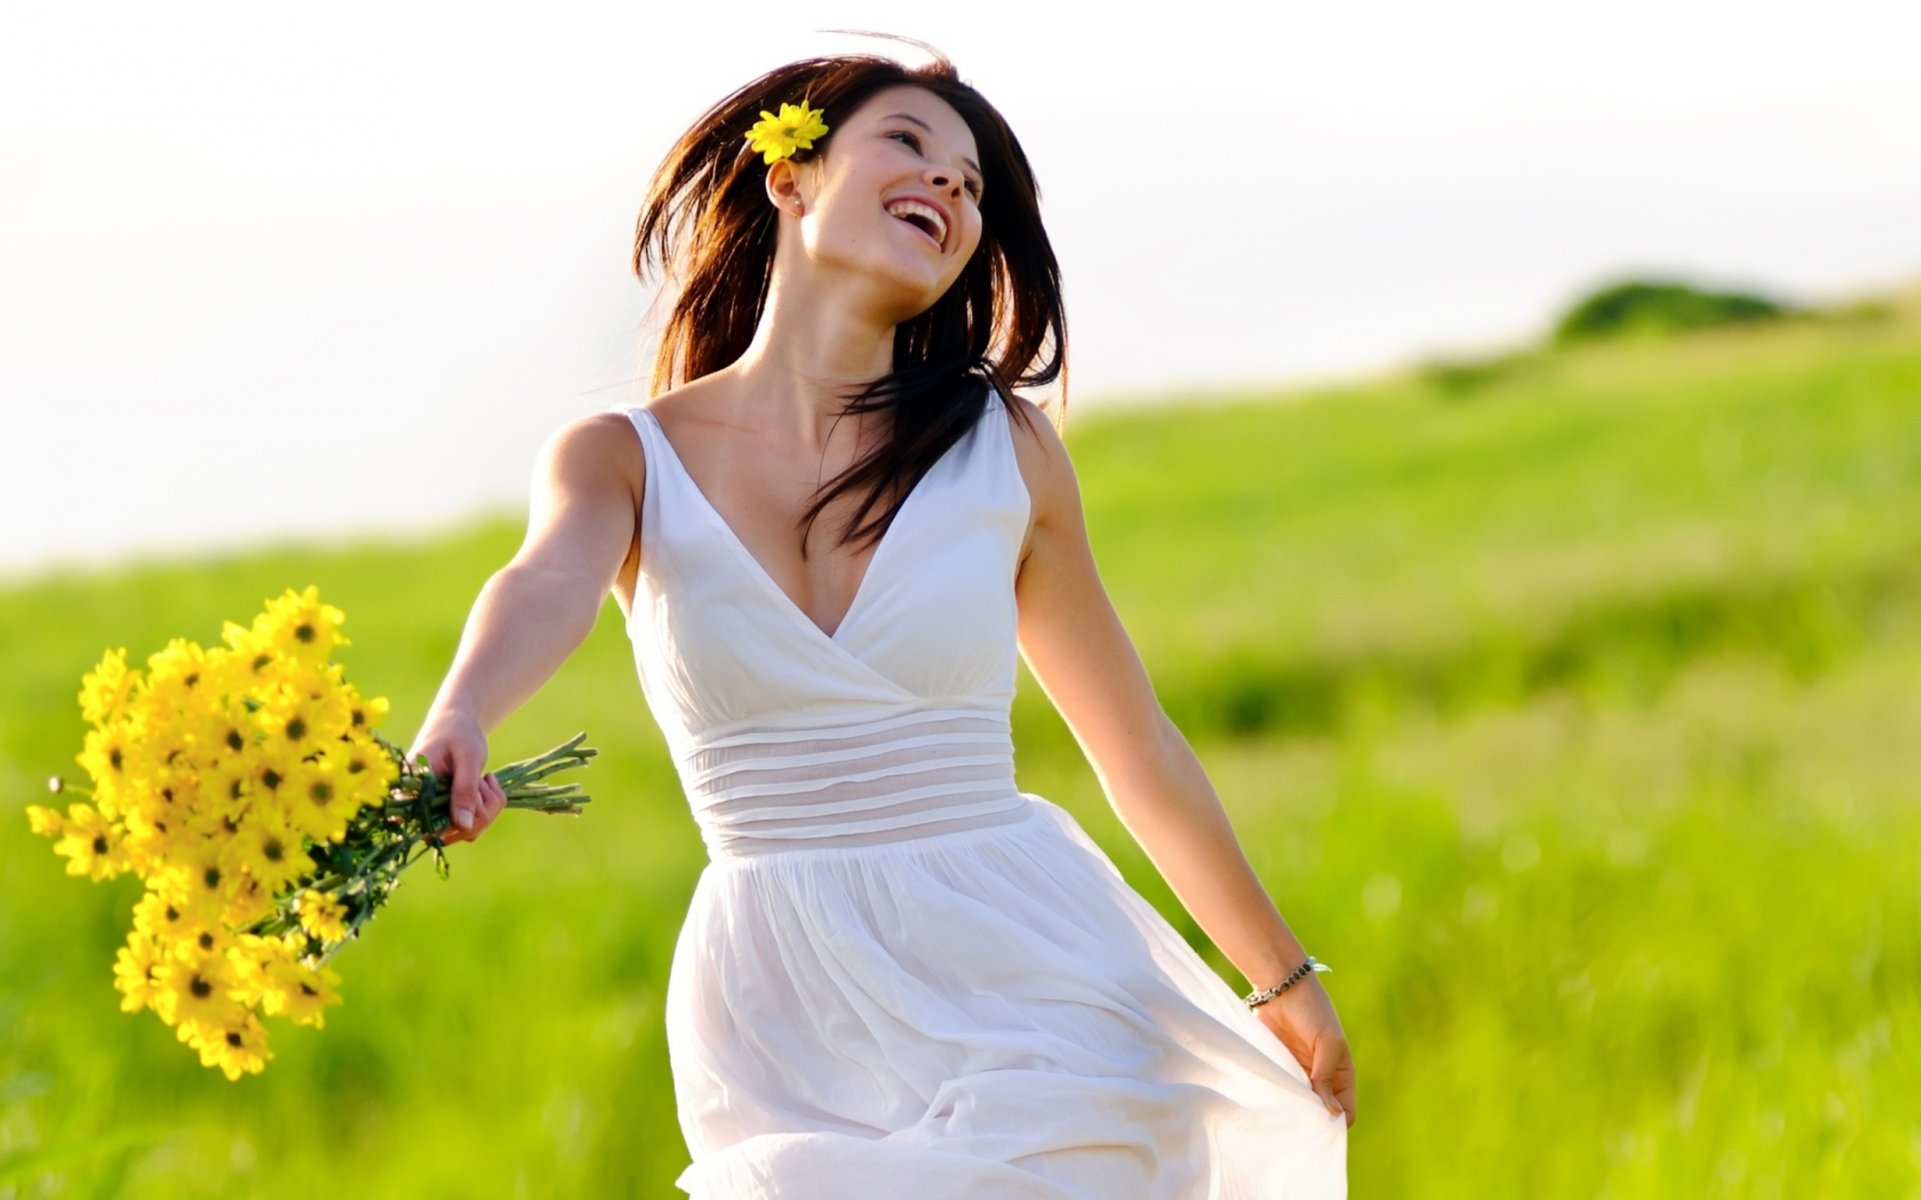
885, 113, 983, 180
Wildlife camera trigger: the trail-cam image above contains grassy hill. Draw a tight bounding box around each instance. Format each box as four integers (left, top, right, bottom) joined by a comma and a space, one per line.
3, 286, 1917, 1197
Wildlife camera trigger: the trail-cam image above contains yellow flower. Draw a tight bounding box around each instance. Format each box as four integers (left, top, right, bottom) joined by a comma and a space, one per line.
284, 756, 355, 844
139, 637, 213, 719
220, 619, 283, 685
154, 950, 247, 1030
198, 644, 251, 703
201, 701, 263, 772
220, 873, 277, 930
336, 737, 398, 807
76, 724, 137, 810
50, 804, 128, 881
296, 888, 351, 944
224, 925, 299, 1013
79, 647, 138, 726
25, 804, 64, 838
259, 585, 348, 664
162, 836, 238, 926
194, 756, 253, 823
194, 1007, 274, 1081
345, 685, 391, 734
259, 954, 343, 1029
258, 678, 346, 752
168, 914, 238, 969
121, 796, 184, 880
133, 889, 206, 946
221, 807, 313, 896
113, 929, 170, 1014
744, 101, 828, 165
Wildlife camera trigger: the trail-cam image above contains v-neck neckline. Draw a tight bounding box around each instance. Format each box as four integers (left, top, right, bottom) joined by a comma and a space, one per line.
640, 406, 965, 647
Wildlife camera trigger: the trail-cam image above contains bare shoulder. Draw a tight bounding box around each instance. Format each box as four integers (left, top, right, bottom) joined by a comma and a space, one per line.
1000, 392, 1080, 569
498, 408, 653, 615
544, 409, 646, 494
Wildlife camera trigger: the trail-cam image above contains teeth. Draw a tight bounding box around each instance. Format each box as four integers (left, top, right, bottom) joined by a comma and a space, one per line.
884, 199, 947, 247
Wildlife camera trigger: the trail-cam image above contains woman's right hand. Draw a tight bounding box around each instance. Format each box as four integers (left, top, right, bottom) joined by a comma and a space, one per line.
406, 709, 507, 845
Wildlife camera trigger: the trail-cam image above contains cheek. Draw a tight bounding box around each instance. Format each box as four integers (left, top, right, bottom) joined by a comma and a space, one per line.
961, 216, 986, 258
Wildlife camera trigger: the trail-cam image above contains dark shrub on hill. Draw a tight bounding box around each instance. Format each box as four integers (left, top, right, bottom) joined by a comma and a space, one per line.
1551, 278, 1796, 346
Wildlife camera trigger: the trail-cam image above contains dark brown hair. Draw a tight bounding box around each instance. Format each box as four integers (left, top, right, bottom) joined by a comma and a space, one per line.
631, 38, 1067, 560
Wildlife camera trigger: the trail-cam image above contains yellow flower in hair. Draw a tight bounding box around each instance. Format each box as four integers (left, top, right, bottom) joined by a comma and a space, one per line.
744, 101, 828, 164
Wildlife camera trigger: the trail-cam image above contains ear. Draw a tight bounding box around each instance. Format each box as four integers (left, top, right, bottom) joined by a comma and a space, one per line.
764, 156, 813, 216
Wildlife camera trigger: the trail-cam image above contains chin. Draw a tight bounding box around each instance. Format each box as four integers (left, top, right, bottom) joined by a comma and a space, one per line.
870, 268, 960, 323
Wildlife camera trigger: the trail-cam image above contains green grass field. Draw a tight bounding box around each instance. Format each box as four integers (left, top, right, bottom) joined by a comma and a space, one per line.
4, 293, 1918, 1197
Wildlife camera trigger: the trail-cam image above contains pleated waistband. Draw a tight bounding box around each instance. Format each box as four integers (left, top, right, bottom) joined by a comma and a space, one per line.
679, 707, 1035, 860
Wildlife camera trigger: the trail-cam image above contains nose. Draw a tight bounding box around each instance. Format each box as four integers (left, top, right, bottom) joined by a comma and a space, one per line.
927, 168, 963, 198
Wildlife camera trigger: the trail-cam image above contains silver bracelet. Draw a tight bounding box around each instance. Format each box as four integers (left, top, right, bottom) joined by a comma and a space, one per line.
1243, 956, 1331, 1009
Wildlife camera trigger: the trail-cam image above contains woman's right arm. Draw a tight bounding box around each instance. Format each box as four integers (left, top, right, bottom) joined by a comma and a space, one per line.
407, 411, 643, 843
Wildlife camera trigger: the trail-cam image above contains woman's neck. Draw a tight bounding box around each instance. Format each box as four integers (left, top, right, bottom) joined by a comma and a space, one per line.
723, 273, 901, 442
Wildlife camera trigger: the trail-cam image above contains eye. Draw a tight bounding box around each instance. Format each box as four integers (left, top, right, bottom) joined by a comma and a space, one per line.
890, 130, 984, 201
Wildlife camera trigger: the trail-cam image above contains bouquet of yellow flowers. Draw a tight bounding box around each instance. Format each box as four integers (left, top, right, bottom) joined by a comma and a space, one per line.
25, 585, 594, 1080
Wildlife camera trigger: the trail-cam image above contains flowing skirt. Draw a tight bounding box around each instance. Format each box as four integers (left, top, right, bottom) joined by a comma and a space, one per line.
666, 794, 1348, 1198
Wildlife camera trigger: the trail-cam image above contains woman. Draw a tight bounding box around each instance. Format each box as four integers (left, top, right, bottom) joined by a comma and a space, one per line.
408, 42, 1353, 1198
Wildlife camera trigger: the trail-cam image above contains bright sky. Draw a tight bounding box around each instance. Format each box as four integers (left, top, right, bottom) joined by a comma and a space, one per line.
4, 1, 1917, 579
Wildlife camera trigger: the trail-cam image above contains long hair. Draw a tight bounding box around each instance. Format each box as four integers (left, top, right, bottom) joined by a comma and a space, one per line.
631, 41, 1067, 560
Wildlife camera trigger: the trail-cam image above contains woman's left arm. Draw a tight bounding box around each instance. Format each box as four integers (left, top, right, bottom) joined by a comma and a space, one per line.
1007, 397, 1355, 1125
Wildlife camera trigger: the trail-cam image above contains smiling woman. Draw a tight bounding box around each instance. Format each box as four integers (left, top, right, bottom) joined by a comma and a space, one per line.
628, 45, 1063, 563
404, 33, 1350, 1199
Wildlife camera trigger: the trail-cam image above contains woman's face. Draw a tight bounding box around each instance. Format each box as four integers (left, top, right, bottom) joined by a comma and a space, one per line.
774, 85, 985, 321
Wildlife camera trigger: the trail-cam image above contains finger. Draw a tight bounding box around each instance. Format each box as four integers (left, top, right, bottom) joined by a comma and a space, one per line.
1310, 1052, 1346, 1120
448, 742, 483, 831
1314, 1082, 1343, 1119
473, 777, 504, 833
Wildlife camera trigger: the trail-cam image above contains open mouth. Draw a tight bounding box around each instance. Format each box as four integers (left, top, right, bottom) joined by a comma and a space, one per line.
883, 200, 947, 251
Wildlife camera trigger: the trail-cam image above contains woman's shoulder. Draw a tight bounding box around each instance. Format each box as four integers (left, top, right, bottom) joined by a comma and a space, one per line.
532, 408, 651, 519
997, 390, 1072, 491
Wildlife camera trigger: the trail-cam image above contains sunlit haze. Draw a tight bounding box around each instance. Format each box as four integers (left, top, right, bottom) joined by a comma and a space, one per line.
4, 1, 1916, 578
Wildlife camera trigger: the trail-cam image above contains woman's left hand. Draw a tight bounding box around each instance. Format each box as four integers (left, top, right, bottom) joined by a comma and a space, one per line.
1252, 975, 1356, 1127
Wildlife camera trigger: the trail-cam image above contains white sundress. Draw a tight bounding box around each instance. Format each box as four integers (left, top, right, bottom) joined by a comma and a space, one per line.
613, 389, 1348, 1198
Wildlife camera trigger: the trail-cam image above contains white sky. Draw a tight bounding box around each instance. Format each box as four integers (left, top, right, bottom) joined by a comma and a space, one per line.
4, 0, 1918, 579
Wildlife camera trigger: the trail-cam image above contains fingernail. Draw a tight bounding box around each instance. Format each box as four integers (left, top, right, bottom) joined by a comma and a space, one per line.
456, 808, 474, 830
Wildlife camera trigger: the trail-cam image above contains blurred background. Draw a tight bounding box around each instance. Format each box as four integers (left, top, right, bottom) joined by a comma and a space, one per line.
4, 2, 1918, 1196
